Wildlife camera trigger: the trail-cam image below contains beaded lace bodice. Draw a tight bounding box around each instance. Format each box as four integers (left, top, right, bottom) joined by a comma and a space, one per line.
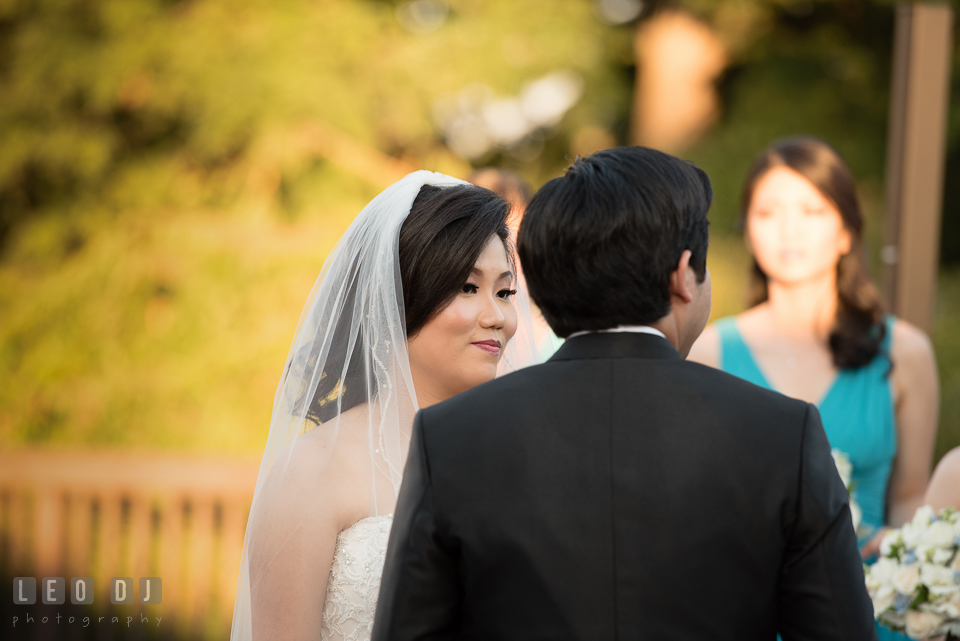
320, 514, 394, 641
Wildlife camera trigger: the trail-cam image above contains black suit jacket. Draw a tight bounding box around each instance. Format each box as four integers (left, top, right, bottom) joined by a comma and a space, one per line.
372, 333, 876, 641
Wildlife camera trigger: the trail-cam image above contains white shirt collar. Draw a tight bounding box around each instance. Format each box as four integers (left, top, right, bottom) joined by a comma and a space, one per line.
566, 325, 667, 340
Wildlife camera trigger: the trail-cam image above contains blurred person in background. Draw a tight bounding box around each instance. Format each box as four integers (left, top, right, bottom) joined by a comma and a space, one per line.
925, 447, 960, 511
468, 167, 532, 232
688, 137, 939, 566
469, 167, 564, 360
231, 171, 536, 641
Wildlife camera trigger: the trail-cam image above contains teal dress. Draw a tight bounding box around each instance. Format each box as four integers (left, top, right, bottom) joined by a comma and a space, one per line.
716, 315, 901, 640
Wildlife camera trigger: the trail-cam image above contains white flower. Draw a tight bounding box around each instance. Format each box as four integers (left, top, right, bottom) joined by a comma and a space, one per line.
867, 557, 900, 591
920, 564, 960, 597
881, 530, 903, 557
832, 449, 853, 488
903, 523, 923, 549
913, 506, 936, 528
851, 499, 863, 533
871, 585, 897, 616
930, 591, 960, 618
920, 520, 957, 548
893, 564, 921, 595
932, 548, 954, 566
904, 610, 943, 639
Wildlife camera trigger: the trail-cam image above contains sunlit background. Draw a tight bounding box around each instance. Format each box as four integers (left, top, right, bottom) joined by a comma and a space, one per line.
1, 0, 959, 639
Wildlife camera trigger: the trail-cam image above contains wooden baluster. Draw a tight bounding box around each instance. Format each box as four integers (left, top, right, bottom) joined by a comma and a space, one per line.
128, 493, 152, 587
35, 489, 64, 578
186, 496, 216, 637
9, 489, 33, 574
67, 493, 94, 578
96, 493, 123, 602
158, 495, 185, 631
220, 498, 249, 631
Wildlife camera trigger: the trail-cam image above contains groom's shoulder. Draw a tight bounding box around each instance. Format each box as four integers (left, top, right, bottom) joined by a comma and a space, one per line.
680, 359, 814, 428
422, 356, 808, 429
683, 358, 803, 407
417, 362, 557, 429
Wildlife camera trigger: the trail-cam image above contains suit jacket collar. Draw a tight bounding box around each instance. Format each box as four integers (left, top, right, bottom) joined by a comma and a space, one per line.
549, 331, 683, 363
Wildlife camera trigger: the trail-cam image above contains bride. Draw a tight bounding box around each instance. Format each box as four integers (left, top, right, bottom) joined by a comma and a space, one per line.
230, 171, 535, 641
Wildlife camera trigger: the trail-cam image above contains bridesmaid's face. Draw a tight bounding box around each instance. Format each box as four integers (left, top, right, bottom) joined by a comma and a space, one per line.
407, 235, 518, 406
746, 167, 852, 287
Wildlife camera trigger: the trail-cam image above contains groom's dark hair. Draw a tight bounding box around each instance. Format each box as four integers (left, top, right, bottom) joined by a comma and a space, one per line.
518, 146, 711, 338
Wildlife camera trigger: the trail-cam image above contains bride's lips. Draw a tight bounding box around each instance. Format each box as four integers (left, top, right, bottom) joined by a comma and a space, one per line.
472, 339, 501, 355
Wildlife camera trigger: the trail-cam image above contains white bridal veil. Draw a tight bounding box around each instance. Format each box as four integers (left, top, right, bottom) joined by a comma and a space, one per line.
230, 170, 537, 640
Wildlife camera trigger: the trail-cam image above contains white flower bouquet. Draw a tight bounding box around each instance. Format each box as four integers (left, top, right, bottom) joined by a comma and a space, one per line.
832, 449, 862, 533
864, 506, 960, 639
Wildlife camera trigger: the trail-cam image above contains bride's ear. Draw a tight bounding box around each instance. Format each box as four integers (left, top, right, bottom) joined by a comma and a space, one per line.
669, 250, 695, 304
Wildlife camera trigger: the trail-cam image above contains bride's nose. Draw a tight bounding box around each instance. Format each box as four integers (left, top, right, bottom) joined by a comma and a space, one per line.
478, 292, 506, 329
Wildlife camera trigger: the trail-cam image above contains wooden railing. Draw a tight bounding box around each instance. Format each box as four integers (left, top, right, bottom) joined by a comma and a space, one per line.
0, 449, 259, 639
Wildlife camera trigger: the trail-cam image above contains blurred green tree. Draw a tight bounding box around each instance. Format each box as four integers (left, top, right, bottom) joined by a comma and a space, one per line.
0, 0, 631, 248
1, 0, 958, 456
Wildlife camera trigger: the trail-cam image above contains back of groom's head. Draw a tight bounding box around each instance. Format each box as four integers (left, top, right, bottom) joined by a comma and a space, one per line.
518, 146, 712, 338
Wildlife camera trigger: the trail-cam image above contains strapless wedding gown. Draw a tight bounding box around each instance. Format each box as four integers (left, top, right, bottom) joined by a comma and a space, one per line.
320, 514, 394, 641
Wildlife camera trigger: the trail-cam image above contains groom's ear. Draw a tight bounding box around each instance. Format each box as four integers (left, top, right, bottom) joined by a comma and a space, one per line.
669, 250, 695, 304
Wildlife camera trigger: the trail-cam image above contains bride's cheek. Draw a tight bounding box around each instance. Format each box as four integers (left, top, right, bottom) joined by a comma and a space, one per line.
505, 308, 519, 340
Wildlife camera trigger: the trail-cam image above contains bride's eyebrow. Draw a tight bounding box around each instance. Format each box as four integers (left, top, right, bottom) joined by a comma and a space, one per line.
471, 267, 513, 281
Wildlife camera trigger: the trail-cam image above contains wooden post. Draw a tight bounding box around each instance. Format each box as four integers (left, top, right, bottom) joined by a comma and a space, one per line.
96, 493, 123, 601
34, 489, 63, 577
220, 498, 250, 631
66, 492, 93, 577
128, 494, 152, 585
185, 497, 216, 634
883, 3, 954, 333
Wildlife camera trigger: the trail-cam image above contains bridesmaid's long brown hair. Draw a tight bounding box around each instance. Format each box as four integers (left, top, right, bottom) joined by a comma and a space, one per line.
740, 137, 886, 369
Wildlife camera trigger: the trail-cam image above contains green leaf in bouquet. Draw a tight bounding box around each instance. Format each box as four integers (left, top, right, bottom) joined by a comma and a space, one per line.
909, 584, 930, 609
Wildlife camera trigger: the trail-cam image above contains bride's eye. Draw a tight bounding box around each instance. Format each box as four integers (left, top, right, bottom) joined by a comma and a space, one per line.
462, 283, 479, 294
497, 288, 517, 300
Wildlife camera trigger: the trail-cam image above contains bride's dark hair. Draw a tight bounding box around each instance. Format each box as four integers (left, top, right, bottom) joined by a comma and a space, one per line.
741, 136, 886, 369
303, 184, 510, 424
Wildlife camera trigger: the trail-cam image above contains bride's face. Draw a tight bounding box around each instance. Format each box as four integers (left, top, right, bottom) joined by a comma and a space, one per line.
407, 235, 518, 407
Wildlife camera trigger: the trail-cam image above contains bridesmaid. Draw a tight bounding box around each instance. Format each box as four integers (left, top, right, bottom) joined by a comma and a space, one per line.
689, 137, 939, 557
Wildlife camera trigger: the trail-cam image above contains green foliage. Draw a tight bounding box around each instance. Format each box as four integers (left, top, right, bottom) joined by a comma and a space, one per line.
0, 0, 957, 459
680, 0, 895, 232
0, 0, 630, 241
0, 0, 631, 450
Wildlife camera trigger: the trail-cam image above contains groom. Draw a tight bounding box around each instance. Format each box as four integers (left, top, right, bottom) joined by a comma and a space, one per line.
372, 147, 876, 640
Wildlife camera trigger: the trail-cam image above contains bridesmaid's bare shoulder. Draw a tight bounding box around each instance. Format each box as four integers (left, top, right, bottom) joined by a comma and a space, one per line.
925, 447, 960, 511
888, 318, 937, 405
687, 324, 720, 367
688, 306, 766, 368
